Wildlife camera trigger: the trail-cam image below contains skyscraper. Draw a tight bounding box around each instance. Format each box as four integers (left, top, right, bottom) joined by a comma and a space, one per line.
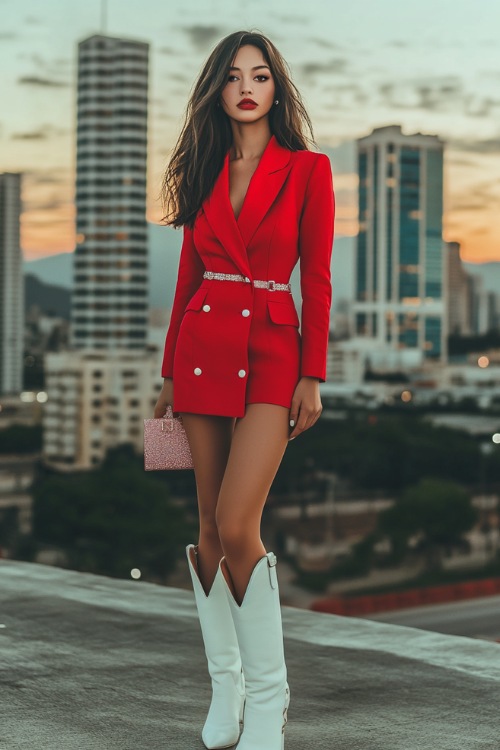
71, 34, 149, 350
447, 241, 472, 335
44, 34, 156, 469
0, 172, 24, 394
354, 125, 447, 362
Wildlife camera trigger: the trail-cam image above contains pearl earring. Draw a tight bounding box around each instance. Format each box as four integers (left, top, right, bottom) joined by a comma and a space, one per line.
274, 99, 279, 105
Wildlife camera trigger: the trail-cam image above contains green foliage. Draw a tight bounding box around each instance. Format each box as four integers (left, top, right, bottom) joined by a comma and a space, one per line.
32, 445, 195, 580
448, 330, 500, 355
0, 425, 42, 454
378, 477, 478, 570
277, 412, 482, 492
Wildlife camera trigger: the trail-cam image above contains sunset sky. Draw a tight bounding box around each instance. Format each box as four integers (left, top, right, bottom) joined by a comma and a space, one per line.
2, 0, 500, 263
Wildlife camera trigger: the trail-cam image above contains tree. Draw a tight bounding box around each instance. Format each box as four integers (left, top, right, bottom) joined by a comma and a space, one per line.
32, 445, 195, 581
378, 478, 478, 571
0, 425, 42, 454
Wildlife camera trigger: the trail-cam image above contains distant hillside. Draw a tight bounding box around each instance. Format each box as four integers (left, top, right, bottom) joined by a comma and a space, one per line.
24, 252, 73, 289
28, 226, 475, 314
22, 229, 357, 313
24, 274, 71, 319
24, 228, 500, 306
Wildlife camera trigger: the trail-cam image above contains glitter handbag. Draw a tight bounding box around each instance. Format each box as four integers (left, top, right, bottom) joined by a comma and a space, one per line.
143, 405, 194, 470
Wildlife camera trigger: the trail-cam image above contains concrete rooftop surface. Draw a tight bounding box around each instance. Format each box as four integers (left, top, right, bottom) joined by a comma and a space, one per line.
1, 560, 500, 750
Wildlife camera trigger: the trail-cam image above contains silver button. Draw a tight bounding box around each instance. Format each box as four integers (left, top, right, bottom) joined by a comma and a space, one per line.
241, 309, 250, 317
244, 276, 251, 283
194, 367, 202, 376
238, 369, 246, 378
202, 304, 211, 312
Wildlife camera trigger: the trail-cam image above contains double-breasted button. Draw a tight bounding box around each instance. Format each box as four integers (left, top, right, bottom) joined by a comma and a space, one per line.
202, 304, 211, 312
241, 309, 250, 317
238, 369, 246, 378
194, 367, 202, 376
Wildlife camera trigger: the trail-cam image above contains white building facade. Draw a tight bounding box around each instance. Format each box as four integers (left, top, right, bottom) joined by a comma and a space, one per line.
43, 350, 161, 470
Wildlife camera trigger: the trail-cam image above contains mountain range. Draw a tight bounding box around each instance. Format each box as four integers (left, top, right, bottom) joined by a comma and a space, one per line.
23, 225, 500, 316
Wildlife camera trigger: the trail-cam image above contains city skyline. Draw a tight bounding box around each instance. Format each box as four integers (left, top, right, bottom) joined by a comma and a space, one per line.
2, 0, 500, 263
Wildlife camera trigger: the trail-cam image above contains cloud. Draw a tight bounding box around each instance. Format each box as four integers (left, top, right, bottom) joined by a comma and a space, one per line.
24, 215, 73, 226
321, 82, 369, 110
25, 171, 69, 186
300, 58, 349, 78
308, 37, 343, 51
24, 199, 69, 213
463, 95, 500, 118
180, 24, 226, 50
378, 76, 464, 113
170, 72, 191, 83
447, 156, 478, 168
11, 125, 70, 140
158, 46, 177, 56
12, 130, 47, 140
18, 75, 69, 87
270, 13, 309, 25
449, 137, 500, 154
452, 201, 490, 212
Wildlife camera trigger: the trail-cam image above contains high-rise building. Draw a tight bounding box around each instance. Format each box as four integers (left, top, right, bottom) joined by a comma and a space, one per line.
353, 125, 447, 363
447, 241, 472, 335
71, 34, 149, 350
43, 34, 156, 470
0, 172, 24, 394
468, 273, 498, 335
447, 242, 500, 336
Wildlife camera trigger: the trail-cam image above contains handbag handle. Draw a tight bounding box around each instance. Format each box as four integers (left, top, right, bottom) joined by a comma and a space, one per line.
161, 404, 183, 423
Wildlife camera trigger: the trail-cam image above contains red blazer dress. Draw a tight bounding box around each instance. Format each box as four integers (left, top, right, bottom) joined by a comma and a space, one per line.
161, 133, 335, 418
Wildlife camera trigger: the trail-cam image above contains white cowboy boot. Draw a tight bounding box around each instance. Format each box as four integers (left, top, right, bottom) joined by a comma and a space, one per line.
220, 551, 290, 750
186, 544, 246, 749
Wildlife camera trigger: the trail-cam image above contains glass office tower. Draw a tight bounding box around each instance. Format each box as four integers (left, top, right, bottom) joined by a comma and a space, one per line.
354, 125, 446, 361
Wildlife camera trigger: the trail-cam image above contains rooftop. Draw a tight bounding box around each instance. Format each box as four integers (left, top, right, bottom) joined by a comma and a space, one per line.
2, 560, 500, 750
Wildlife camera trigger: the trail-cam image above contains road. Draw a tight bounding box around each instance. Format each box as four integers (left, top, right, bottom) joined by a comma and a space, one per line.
365, 594, 500, 642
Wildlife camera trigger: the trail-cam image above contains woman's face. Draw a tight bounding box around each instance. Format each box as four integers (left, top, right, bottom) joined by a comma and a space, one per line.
220, 44, 276, 124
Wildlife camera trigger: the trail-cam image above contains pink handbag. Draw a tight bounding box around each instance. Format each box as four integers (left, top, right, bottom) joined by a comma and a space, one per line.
143, 405, 194, 470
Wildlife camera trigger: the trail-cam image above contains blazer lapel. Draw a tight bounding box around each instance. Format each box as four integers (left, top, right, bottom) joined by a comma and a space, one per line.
201, 134, 292, 279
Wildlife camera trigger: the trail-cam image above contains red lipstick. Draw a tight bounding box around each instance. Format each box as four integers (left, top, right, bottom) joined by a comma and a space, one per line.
237, 98, 258, 109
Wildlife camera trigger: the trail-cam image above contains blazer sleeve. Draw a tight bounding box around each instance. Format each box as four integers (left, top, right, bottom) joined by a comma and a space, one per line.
298, 153, 335, 382
161, 224, 205, 378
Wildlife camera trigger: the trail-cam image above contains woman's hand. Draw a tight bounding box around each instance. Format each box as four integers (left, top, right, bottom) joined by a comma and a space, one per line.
153, 377, 175, 418
288, 376, 322, 440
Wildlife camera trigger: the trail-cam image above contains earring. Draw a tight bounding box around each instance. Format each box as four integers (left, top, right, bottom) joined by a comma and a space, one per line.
274, 99, 279, 105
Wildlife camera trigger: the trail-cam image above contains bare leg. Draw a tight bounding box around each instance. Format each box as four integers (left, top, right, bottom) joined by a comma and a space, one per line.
216, 404, 290, 605
180, 412, 236, 595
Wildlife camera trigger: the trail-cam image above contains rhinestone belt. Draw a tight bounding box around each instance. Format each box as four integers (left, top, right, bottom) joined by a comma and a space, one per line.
203, 270, 291, 292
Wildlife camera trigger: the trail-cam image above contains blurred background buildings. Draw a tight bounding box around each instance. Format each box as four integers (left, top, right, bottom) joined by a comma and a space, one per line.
1, 16, 500, 635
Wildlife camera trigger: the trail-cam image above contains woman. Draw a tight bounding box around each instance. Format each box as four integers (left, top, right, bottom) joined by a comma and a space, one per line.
155, 30, 335, 750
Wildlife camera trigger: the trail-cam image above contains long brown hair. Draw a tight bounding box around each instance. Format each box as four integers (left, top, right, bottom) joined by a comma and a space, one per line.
160, 30, 315, 228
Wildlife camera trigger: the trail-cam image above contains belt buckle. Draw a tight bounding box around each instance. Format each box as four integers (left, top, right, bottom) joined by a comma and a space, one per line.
267, 280, 276, 291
